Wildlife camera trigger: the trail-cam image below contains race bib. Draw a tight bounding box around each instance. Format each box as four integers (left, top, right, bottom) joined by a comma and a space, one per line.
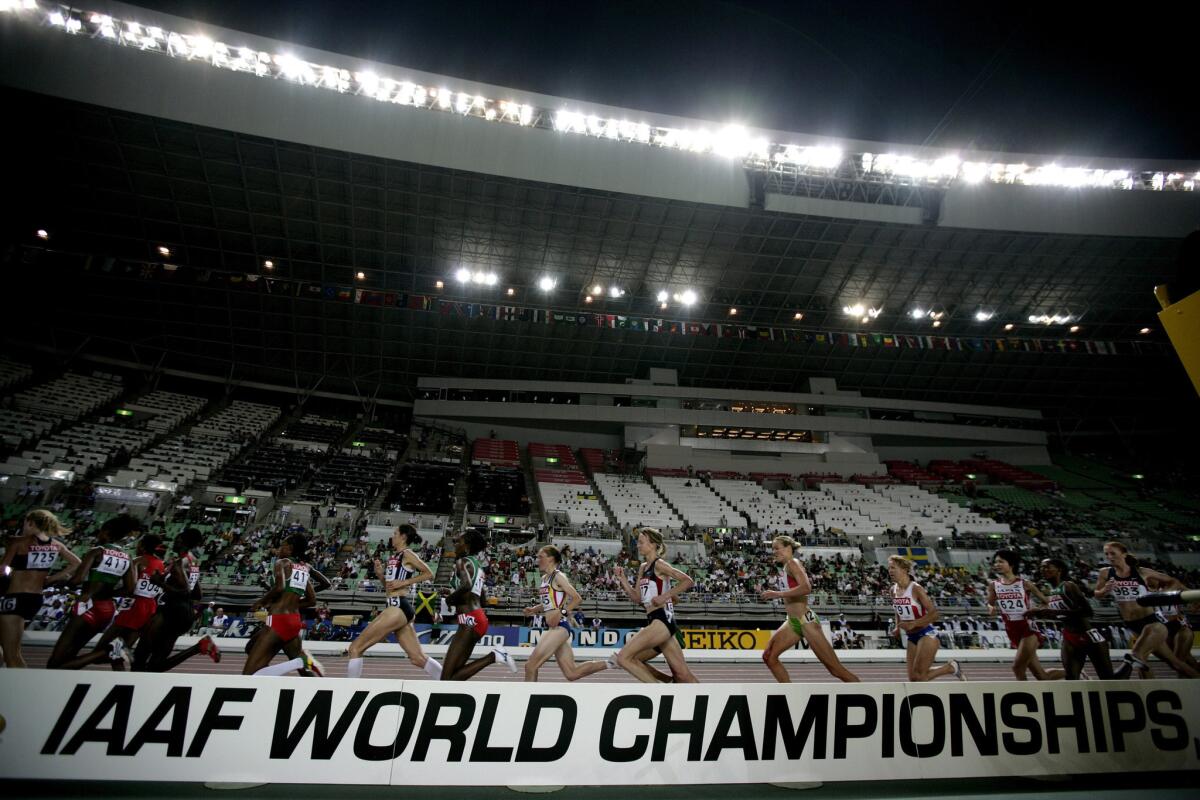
288, 565, 310, 592
26, 545, 58, 570
96, 550, 130, 577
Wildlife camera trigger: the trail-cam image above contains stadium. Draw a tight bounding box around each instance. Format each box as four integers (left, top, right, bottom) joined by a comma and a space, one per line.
0, 0, 1198, 797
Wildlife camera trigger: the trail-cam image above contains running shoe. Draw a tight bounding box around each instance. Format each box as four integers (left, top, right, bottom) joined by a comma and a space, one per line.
606, 652, 619, 671
949, 659, 966, 681
303, 651, 325, 677
492, 645, 518, 673
109, 638, 132, 670
198, 635, 222, 663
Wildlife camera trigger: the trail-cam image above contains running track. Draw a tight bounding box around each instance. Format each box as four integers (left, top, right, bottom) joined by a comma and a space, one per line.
22, 646, 1164, 681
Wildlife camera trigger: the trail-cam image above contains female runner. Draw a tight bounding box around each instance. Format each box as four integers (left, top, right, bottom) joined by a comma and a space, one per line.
441, 529, 516, 679
521, 545, 609, 682
888, 555, 963, 682
243, 533, 323, 676
59, 533, 164, 670
134, 527, 222, 671
1029, 558, 1114, 679
46, 514, 141, 668
760, 535, 860, 682
1163, 602, 1199, 674
613, 527, 698, 683
986, 549, 1063, 681
345, 524, 442, 679
1095, 542, 1198, 678
0, 509, 80, 667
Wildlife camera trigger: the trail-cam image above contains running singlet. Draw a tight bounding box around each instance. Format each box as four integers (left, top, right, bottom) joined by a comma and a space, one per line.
540, 570, 567, 615
88, 548, 131, 585
132, 557, 166, 599
180, 552, 201, 591
285, 562, 311, 596
1048, 583, 1105, 644
14, 541, 58, 571
385, 550, 417, 597
639, 559, 674, 618
1108, 569, 1149, 604
891, 581, 928, 622
452, 556, 486, 598
993, 578, 1031, 620
778, 558, 802, 592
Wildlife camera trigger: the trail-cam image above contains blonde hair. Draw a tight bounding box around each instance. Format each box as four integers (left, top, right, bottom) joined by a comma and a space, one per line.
539, 545, 562, 565
888, 555, 913, 574
24, 509, 69, 538
773, 535, 799, 552
637, 527, 666, 557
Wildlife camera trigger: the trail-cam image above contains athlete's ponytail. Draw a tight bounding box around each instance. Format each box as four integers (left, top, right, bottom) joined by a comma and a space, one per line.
638, 527, 666, 557
397, 523, 422, 546
24, 508, 69, 538
773, 535, 799, 553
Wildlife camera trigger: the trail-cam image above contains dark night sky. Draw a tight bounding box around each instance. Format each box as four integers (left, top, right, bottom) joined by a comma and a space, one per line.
134, 0, 1196, 160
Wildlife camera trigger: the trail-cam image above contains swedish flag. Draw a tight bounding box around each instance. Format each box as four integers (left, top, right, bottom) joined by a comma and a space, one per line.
897, 547, 929, 562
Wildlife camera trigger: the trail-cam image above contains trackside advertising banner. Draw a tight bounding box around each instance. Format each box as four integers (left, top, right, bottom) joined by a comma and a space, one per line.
0, 672, 1196, 785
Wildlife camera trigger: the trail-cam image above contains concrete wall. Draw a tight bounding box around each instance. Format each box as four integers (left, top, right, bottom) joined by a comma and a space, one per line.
873, 445, 1052, 465
450, 420, 621, 450
644, 444, 883, 476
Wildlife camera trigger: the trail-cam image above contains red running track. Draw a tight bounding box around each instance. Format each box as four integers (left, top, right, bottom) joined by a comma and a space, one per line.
21, 646, 1160, 682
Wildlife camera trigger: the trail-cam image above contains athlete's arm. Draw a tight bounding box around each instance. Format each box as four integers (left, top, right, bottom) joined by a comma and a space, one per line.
557, 572, 584, 615
71, 546, 101, 587
251, 561, 286, 611
388, 550, 434, 593
904, 584, 940, 630
309, 568, 332, 593
613, 564, 641, 604
1094, 567, 1114, 598
650, 560, 694, 607
1140, 568, 1186, 592
446, 558, 472, 606
764, 559, 811, 601
1027, 581, 1052, 610
0, 536, 18, 572
47, 540, 82, 584
985, 581, 998, 616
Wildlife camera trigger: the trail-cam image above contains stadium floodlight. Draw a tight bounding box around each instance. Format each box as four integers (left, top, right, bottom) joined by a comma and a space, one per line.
538, 276, 556, 292
157, 246, 171, 256
590, 284, 603, 296
507, 287, 515, 296
434, 280, 443, 289
263, 260, 273, 269
48, 11, 64, 26
1139, 327, 1151, 334
660, 302, 668, 310
355, 271, 366, 280
861, 316, 870, 324
974, 310, 994, 322
729, 308, 738, 316
485, 273, 498, 286
932, 320, 941, 328
910, 308, 925, 319
36, 229, 48, 239
584, 295, 593, 303
1069, 325, 1080, 333
680, 289, 698, 306
455, 92, 471, 113
455, 267, 471, 283
843, 304, 865, 317
436, 88, 451, 109
1004, 323, 1014, 331
656, 290, 669, 303
519, 105, 533, 126
608, 286, 624, 298
484, 107, 496, 121
793, 312, 803, 320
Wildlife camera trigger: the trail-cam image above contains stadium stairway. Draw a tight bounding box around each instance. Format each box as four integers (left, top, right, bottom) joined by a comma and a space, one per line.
519, 446, 545, 526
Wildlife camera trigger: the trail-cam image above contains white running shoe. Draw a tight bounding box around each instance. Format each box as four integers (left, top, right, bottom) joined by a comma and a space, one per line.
303, 651, 325, 677
606, 652, 620, 671
109, 638, 132, 670
949, 659, 966, 681
492, 645, 518, 673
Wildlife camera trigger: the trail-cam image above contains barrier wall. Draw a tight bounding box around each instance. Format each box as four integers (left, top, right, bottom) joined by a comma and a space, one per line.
0, 671, 1194, 785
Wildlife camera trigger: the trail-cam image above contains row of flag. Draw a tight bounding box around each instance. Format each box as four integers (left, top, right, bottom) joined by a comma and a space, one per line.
93, 259, 1162, 357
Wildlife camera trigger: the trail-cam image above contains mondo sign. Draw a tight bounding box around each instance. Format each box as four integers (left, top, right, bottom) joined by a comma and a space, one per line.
0, 672, 1196, 786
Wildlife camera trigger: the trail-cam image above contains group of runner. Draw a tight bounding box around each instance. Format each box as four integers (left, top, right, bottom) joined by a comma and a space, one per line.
2, 508, 1196, 682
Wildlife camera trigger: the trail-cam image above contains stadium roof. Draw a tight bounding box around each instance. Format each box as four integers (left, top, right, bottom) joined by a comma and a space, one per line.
1, 2, 1197, 434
